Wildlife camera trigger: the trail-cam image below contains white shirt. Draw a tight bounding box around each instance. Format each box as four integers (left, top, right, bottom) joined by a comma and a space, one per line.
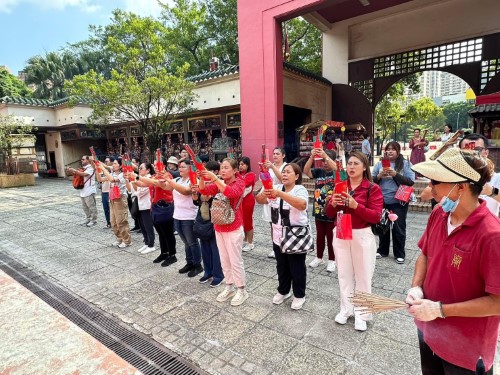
480, 172, 500, 216
132, 174, 152, 211
173, 177, 198, 220
441, 132, 453, 142
262, 163, 288, 222
80, 164, 96, 198
267, 184, 309, 245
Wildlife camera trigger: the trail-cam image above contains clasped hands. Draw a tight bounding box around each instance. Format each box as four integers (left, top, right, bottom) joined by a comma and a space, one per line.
329, 192, 358, 209
406, 286, 444, 321
378, 168, 397, 179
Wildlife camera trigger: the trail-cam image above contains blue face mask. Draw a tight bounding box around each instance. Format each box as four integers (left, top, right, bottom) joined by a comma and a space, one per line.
441, 184, 461, 213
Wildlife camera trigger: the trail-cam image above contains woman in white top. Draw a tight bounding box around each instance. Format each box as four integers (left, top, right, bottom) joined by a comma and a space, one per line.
163, 160, 202, 278
441, 124, 453, 143
256, 163, 309, 310
126, 162, 156, 255
261, 147, 287, 258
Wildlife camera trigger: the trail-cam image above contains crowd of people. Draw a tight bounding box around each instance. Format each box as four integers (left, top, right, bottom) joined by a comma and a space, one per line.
66, 132, 500, 374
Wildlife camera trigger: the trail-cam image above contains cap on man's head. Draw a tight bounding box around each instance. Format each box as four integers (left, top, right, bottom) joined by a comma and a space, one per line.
411, 148, 481, 184
167, 156, 179, 165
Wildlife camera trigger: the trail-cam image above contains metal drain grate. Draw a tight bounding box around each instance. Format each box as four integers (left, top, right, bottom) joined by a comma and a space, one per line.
0, 252, 206, 375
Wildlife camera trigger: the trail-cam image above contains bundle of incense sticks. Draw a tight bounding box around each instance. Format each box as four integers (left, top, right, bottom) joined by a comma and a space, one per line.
349, 291, 408, 314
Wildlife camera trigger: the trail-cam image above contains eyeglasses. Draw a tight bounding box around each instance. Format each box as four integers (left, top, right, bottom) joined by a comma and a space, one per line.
430, 180, 442, 186
473, 147, 485, 153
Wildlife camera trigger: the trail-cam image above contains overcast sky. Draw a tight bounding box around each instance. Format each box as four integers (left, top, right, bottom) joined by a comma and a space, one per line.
0, 0, 173, 75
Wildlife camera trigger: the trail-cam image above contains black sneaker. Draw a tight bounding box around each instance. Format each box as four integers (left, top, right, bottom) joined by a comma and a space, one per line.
210, 278, 224, 288
188, 265, 203, 278
178, 263, 194, 274
153, 254, 168, 263
199, 275, 212, 284
130, 227, 141, 232
161, 255, 177, 267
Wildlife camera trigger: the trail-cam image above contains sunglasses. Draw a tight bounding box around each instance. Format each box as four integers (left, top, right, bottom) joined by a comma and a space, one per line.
430, 180, 442, 186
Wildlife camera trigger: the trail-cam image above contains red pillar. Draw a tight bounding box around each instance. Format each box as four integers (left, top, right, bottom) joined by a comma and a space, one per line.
238, 0, 325, 166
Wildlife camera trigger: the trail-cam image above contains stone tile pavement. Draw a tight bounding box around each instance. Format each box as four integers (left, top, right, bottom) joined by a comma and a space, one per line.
0, 178, 498, 375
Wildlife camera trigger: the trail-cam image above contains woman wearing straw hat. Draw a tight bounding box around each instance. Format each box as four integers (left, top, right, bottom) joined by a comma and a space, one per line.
406, 147, 500, 374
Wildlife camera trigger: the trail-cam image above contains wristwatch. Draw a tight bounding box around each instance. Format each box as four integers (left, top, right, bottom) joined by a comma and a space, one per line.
324, 157, 331, 162
490, 187, 499, 197
135, 175, 140, 181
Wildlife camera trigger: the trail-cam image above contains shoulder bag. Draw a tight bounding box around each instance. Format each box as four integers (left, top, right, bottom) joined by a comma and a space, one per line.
210, 192, 244, 226
279, 187, 314, 254
367, 183, 390, 236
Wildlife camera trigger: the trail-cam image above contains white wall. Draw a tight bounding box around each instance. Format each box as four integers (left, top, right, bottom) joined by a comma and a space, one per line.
44, 132, 65, 177
55, 105, 92, 126
193, 76, 241, 111
283, 72, 332, 121
321, 0, 500, 82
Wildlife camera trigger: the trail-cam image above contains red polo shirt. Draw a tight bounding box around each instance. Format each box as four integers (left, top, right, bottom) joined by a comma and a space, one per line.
416, 201, 500, 371
150, 173, 173, 204
199, 176, 245, 232
324, 179, 383, 229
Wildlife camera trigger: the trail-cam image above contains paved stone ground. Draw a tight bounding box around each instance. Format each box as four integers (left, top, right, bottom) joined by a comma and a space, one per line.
0, 178, 497, 375
0, 270, 140, 375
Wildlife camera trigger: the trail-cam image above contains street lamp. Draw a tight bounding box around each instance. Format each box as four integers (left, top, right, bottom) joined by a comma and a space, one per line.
456, 112, 461, 128
400, 115, 406, 150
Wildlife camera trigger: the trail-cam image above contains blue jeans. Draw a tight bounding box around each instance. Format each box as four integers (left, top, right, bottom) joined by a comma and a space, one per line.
101, 192, 110, 224
200, 236, 224, 282
174, 219, 201, 265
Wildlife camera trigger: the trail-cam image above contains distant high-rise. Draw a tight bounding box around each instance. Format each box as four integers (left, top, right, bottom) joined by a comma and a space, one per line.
419, 71, 468, 98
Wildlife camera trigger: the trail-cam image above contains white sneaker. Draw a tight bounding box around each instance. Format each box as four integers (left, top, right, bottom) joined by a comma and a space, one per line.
242, 243, 255, 252
230, 288, 249, 306
141, 246, 156, 254
334, 312, 352, 325
326, 260, 336, 273
291, 297, 306, 310
267, 250, 275, 259
354, 315, 367, 331
309, 258, 324, 268
118, 242, 130, 248
81, 220, 90, 225
86, 221, 97, 227
112, 241, 120, 247
137, 245, 147, 253
272, 291, 292, 305
216, 286, 236, 302
376, 253, 382, 259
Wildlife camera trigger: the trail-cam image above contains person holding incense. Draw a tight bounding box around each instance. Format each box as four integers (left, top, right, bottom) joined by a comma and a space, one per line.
128, 165, 177, 267
163, 160, 203, 278
67, 155, 97, 227
199, 158, 248, 306
406, 147, 500, 374
372, 141, 415, 264
191, 160, 224, 287
303, 149, 337, 272
325, 151, 384, 331
238, 157, 257, 252
256, 163, 310, 310
125, 162, 156, 255
97, 158, 131, 248
261, 147, 287, 259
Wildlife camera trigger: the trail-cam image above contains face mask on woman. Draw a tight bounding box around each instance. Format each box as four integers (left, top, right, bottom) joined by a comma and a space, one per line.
441, 184, 461, 213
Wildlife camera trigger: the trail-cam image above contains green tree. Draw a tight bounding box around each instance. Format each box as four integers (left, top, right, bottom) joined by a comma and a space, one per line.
0, 115, 36, 158
23, 52, 68, 99
66, 10, 197, 156
442, 101, 475, 130
283, 18, 322, 75
0, 68, 31, 97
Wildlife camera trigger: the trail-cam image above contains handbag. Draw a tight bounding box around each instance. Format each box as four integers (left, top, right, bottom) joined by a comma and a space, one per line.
278, 188, 314, 254
193, 211, 215, 240
130, 196, 139, 219
371, 208, 390, 236
394, 184, 414, 204
335, 211, 353, 240
109, 185, 121, 201
367, 184, 391, 236
210, 192, 243, 226
151, 200, 174, 224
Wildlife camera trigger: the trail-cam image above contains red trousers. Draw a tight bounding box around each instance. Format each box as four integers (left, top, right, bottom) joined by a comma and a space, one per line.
315, 219, 335, 261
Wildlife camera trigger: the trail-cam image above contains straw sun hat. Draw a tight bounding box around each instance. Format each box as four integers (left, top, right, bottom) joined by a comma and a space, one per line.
167, 156, 179, 165
411, 147, 481, 183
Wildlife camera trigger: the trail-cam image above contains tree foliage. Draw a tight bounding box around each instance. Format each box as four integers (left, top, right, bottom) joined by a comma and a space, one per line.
0, 115, 36, 157
442, 101, 475, 130
283, 18, 322, 74
65, 10, 197, 156
0, 68, 31, 98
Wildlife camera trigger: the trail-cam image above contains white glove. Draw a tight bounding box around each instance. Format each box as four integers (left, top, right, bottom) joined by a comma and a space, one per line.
406, 286, 424, 304
408, 299, 444, 322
